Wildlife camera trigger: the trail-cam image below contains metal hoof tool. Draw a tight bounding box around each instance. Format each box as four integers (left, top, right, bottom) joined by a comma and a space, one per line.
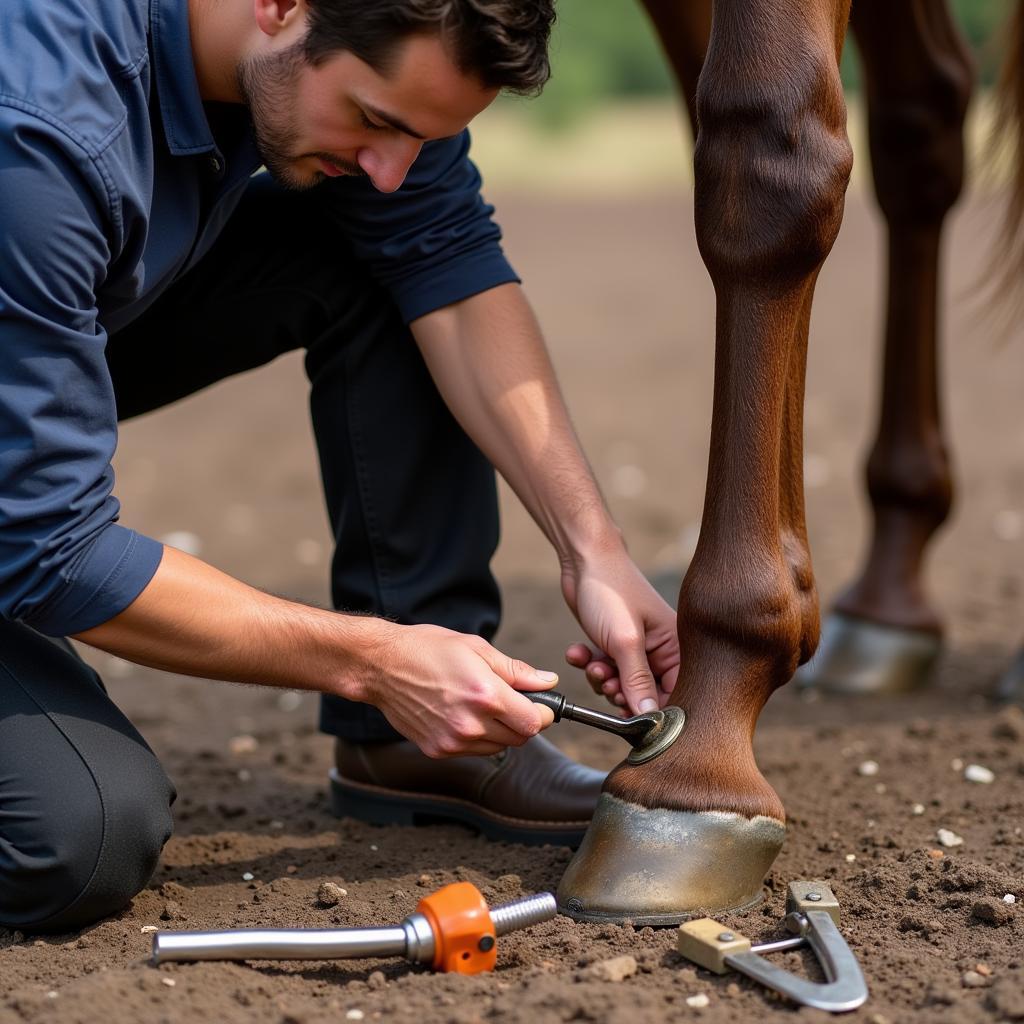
152, 882, 554, 975
527, 690, 685, 764
677, 881, 868, 1012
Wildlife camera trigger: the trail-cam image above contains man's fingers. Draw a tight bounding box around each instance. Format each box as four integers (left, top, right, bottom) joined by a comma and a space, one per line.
660, 663, 679, 696
491, 652, 559, 693
565, 642, 594, 668
609, 635, 660, 715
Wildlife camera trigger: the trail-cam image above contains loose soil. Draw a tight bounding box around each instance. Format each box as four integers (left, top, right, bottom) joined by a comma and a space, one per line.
2, 191, 1023, 1023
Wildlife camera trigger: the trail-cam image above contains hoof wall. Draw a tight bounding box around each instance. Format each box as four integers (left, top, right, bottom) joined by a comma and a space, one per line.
556, 794, 785, 925
796, 612, 941, 695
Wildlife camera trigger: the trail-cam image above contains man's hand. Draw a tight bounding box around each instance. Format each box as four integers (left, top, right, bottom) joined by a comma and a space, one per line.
561, 548, 679, 716
75, 546, 555, 759
356, 624, 557, 757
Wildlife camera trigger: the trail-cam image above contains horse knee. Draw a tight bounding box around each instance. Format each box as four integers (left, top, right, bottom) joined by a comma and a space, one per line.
680, 554, 807, 678
694, 53, 853, 285
867, 62, 972, 223
1, 759, 173, 934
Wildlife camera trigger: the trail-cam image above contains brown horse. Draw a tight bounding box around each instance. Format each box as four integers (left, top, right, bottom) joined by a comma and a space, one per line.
556, 0, 1024, 924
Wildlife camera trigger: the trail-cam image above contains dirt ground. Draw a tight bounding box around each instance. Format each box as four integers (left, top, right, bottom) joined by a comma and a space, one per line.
2, 187, 1023, 1024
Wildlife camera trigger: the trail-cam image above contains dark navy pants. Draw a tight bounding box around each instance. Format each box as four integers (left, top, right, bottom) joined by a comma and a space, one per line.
0, 174, 500, 931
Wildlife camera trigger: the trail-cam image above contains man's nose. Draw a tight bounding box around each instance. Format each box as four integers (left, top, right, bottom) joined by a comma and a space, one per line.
357, 137, 423, 193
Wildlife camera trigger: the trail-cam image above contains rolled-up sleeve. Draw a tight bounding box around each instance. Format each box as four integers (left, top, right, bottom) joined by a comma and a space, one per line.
316, 130, 520, 324
0, 108, 163, 636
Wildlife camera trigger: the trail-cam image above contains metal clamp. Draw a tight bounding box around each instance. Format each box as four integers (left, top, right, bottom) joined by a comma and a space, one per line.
677, 882, 868, 1012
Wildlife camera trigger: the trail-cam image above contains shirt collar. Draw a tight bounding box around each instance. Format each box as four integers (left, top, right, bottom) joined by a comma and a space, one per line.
150, 0, 217, 156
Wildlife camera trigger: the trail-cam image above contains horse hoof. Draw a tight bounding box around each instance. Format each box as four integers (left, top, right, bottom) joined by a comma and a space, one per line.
795, 611, 941, 695
556, 793, 785, 925
995, 648, 1024, 704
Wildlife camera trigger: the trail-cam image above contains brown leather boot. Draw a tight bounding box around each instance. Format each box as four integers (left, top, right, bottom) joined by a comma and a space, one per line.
330, 735, 605, 846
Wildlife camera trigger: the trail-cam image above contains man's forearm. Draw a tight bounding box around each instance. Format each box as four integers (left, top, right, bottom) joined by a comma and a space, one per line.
411, 283, 623, 569
73, 544, 389, 698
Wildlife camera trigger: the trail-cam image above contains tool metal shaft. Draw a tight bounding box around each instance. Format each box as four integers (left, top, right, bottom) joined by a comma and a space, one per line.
153, 925, 409, 963
526, 691, 654, 742
152, 893, 556, 965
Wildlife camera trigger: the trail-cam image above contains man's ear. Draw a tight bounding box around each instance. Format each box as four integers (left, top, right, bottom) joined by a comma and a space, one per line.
252, 0, 307, 39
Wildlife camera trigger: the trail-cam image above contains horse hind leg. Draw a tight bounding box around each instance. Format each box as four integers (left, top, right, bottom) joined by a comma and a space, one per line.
798, 0, 973, 695
558, 0, 853, 923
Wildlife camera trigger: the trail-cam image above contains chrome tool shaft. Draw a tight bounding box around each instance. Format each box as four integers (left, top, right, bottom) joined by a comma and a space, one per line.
152, 892, 556, 965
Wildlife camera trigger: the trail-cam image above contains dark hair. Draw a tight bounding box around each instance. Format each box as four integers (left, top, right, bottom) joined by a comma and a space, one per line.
301, 0, 556, 95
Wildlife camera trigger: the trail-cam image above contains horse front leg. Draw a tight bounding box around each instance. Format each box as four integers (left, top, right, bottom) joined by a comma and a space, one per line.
799, 0, 972, 695
558, 0, 853, 923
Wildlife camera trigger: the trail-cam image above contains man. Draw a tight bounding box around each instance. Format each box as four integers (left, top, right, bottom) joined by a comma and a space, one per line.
0, 0, 680, 933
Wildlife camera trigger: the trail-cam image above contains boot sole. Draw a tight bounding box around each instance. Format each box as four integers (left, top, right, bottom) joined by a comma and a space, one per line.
329, 769, 589, 847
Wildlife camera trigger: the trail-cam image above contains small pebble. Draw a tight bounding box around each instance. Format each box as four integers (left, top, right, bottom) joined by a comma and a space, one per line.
936, 829, 964, 848
950, 758, 964, 771
417, 874, 431, 887
161, 977, 176, 988
367, 971, 386, 990
845, 854, 857, 862
317, 881, 348, 907
1003, 894, 1017, 904
277, 690, 303, 712
46, 991, 58, 999
858, 760, 879, 777
140, 925, 159, 934
242, 872, 255, 881
286, 864, 298, 875
685, 994, 710, 1008
369, 845, 379, 852
586, 955, 638, 982
345, 1011, 364, 1021
874, 783, 887, 794
228, 735, 258, 755
962, 971, 989, 988
911, 804, 925, 815
975, 963, 993, 977
927, 849, 945, 859
868, 1015, 890, 1024
964, 764, 995, 784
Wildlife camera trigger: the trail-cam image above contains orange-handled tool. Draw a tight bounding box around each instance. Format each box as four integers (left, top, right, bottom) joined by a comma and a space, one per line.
152, 882, 555, 975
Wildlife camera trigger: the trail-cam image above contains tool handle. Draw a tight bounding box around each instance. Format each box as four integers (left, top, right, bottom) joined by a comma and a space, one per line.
525, 690, 567, 720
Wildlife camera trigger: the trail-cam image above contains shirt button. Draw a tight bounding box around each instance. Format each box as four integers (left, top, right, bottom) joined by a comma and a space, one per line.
208, 156, 222, 174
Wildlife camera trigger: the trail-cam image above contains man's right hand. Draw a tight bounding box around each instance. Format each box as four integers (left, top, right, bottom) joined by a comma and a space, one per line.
74, 545, 556, 759
356, 624, 557, 757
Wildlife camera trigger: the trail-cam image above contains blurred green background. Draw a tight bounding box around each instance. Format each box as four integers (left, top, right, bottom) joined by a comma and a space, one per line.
473, 1, 1016, 193
502, 0, 1014, 129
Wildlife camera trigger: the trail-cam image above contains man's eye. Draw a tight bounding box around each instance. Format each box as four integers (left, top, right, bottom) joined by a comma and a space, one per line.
359, 110, 386, 131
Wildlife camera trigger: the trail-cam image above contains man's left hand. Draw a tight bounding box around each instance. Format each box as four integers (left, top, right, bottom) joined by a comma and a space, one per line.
562, 551, 679, 716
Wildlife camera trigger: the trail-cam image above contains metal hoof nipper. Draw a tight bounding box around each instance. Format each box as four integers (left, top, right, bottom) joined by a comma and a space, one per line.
152, 882, 555, 975
677, 881, 868, 1012
526, 691, 685, 764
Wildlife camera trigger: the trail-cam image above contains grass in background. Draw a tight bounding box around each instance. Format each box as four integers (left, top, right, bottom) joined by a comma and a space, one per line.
472, 0, 1016, 195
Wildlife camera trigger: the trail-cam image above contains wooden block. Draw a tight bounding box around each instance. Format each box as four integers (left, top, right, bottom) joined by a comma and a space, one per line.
677, 918, 752, 974
786, 881, 840, 925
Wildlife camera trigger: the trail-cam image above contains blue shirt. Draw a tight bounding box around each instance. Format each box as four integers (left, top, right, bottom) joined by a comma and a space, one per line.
0, 0, 518, 636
